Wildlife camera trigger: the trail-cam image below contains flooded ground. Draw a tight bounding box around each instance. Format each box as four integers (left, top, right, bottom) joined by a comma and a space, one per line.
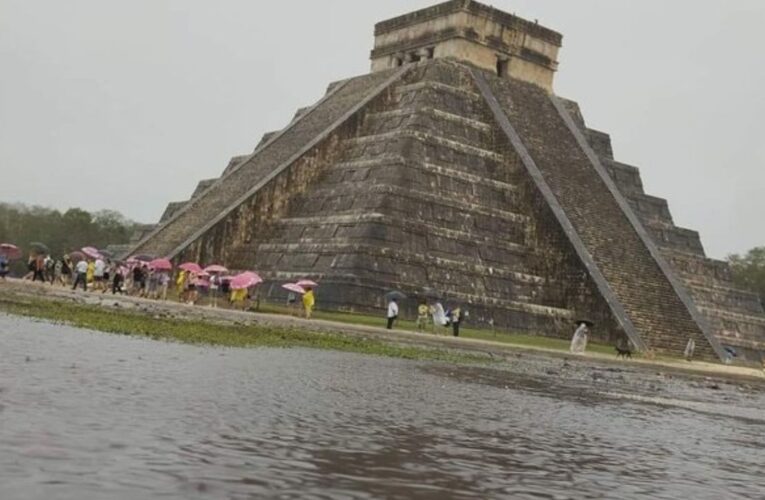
1, 314, 763, 499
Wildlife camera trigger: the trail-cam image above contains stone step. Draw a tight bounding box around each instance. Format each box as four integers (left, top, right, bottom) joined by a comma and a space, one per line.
687, 282, 764, 315
648, 222, 705, 256
346, 129, 504, 161
602, 160, 645, 196
626, 193, 673, 225
246, 240, 547, 287
362, 107, 495, 149
299, 182, 524, 219
128, 67, 408, 259
274, 211, 529, 251
330, 156, 521, 192
662, 249, 733, 283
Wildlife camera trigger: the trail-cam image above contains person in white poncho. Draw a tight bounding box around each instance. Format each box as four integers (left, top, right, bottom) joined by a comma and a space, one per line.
570, 320, 592, 355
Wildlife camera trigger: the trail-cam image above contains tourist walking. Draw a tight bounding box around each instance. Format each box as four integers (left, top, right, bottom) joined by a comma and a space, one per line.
32, 254, 46, 282
302, 287, 315, 319
93, 257, 106, 291
112, 266, 125, 295
450, 305, 463, 337
59, 255, 72, 286
176, 270, 187, 302
86, 259, 95, 286
0, 254, 9, 280
72, 259, 88, 291
386, 297, 399, 330
570, 320, 591, 354
158, 272, 170, 300
416, 299, 429, 331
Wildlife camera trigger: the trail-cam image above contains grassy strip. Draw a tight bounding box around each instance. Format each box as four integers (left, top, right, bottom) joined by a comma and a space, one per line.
0, 296, 493, 365
257, 303, 617, 356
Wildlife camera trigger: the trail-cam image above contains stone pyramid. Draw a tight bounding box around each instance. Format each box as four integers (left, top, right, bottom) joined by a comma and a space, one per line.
129, 0, 765, 363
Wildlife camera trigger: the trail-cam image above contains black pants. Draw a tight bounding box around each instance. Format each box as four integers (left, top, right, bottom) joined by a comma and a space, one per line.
72, 272, 87, 291
32, 270, 45, 282
452, 321, 461, 337
387, 316, 397, 330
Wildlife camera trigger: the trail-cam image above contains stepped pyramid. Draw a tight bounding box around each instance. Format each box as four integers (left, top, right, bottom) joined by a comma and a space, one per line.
130, 0, 765, 363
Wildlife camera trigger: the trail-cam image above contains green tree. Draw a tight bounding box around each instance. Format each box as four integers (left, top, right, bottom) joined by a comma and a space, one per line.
0, 203, 139, 274
728, 246, 765, 306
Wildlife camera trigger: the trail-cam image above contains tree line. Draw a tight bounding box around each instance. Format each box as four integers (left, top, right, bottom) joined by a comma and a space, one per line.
728, 246, 765, 307
0, 202, 138, 264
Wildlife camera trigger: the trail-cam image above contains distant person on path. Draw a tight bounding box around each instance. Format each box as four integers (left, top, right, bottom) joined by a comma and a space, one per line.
32, 254, 46, 282
432, 302, 448, 332
176, 270, 187, 302
112, 266, 125, 295
416, 299, 429, 331
386, 298, 399, 330
450, 306, 463, 337
570, 321, 590, 355
0, 254, 9, 280
93, 257, 106, 291
158, 272, 170, 301
44, 255, 55, 284
59, 255, 72, 286
72, 259, 88, 291
302, 287, 315, 319
86, 259, 95, 286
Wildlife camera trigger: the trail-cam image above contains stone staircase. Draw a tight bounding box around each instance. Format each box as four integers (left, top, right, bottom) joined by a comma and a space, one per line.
475, 70, 724, 359
128, 66, 407, 259
564, 103, 765, 363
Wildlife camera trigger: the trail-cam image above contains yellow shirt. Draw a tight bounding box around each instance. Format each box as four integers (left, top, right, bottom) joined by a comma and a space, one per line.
86, 262, 95, 282
418, 304, 429, 316
302, 290, 315, 309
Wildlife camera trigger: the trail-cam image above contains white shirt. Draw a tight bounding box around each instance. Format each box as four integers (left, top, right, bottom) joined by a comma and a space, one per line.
75, 260, 88, 274
387, 301, 399, 318
94, 259, 105, 277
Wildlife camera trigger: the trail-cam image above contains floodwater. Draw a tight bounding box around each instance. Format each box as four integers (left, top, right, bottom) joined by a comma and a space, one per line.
1, 314, 764, 499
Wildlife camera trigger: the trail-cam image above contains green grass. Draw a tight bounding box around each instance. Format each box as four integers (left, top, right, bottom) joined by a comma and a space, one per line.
0, 296, 493, 365
256, 303, 616, 355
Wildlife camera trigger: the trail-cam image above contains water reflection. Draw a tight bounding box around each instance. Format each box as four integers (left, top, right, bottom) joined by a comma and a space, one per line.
1, 314, 763, 499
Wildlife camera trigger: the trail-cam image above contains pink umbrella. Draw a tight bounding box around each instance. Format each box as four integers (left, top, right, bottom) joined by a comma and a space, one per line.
82, 246, 102, 259
230, 272, 263, 290
179, 262, 203, 274
282, 283, 306, 295
149, 258, 173, 271
296, 279, 318, 288
204, 264, 228, 274
69, 251, 86, 263
0, 243, 22, 261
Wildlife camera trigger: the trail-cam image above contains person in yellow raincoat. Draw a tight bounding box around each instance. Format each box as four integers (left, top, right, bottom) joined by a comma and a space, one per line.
302, 287, 315, 319
230, 287, 248, 310
175, 270, 187, 302
86, 260, 95, 284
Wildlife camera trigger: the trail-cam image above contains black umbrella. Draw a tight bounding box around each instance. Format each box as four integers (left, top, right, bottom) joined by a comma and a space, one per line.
575, 319, 594, 328
29, 242, 49, 255
385, 290, 407, 301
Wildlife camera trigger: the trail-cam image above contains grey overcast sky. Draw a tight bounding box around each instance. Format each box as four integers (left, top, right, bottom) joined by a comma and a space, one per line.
0, 0, 763, 259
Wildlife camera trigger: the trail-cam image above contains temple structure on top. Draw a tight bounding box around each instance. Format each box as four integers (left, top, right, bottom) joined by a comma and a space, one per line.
127, 1, 765, 364
371, 0, 561, 91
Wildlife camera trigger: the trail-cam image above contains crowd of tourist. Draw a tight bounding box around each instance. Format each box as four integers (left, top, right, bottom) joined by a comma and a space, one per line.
1, 243, 476, 335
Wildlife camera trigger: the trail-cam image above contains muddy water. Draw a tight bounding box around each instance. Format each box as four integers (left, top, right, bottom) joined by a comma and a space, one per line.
0, 314, 763, 499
